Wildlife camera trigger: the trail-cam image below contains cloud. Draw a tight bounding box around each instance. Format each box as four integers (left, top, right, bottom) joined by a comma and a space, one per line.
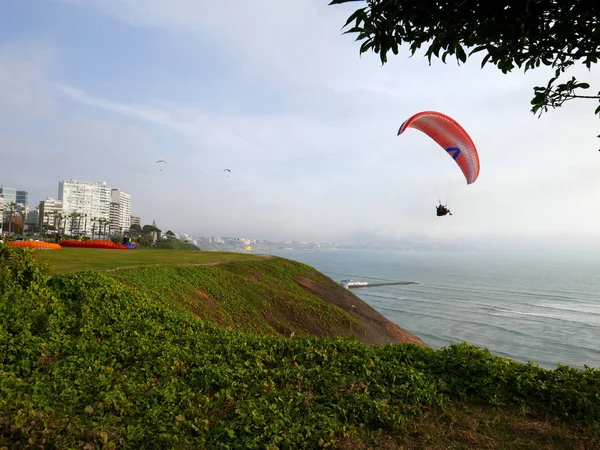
0, 40, 58, 118
56, 72, 600, 240
4, 1, 600, 244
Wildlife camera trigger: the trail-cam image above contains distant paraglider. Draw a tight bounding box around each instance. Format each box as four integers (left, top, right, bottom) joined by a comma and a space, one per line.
156, 160, 167, 172
223, 168, 231, 177
397, 111, 480, 217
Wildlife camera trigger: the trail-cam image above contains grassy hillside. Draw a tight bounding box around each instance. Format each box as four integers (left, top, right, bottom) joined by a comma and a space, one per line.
153, 237, 200, 250
104, 258, 424, 346
1, 245, 599, 449
38, 246, 426, 346
36, 247, 267, 274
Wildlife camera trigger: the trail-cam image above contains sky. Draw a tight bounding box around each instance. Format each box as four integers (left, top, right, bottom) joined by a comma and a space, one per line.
1, 0, 599, 248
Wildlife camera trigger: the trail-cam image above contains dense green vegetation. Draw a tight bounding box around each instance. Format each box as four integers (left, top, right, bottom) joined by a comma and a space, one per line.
1, 245, 599, 448
330, 0, 600, 124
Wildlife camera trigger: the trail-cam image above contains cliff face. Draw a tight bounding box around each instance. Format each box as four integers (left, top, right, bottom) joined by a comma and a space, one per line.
106, 257, 428, 348
294, 275, 428, 347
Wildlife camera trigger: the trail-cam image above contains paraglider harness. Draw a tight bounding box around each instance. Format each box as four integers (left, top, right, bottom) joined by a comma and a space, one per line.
436, 203, 452, 216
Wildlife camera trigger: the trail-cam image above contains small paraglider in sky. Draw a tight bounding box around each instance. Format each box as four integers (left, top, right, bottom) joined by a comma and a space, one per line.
397, 111, 480, 217
223, 168, 231, 177
156, 160, 167, 171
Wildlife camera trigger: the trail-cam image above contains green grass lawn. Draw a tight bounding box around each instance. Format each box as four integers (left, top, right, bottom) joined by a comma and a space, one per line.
35, 247, 271, 274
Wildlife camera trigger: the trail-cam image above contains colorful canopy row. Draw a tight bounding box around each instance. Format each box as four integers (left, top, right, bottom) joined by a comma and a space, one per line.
7, 241, 62, 250
397, 111, 480, 185
60, 240, 136, 250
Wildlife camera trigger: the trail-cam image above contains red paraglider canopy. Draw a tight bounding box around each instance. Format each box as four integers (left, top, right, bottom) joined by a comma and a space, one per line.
398, 111, 480, 184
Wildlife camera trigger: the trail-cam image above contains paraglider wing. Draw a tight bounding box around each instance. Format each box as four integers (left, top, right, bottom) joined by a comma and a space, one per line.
223, 169, 231, 172
397, 111, 480, 184
156, 160, 167, 164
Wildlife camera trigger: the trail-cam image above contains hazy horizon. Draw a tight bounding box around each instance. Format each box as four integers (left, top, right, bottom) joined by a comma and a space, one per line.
1, 0, 599, 249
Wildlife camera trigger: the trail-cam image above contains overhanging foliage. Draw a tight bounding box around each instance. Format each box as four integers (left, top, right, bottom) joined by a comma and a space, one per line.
330, 0, 600, 122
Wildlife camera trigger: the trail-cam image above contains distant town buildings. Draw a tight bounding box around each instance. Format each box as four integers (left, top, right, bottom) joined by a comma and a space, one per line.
1, 186, 29, 234
38, 197, 64, 231
59, 179, 112, 235
26, 209, 39, 230
0, 186, 17, 206
1, 179, 140, 236
109, 189, 131, 234
58, 179, 132, 236
130, 216, 141, 227
16, 190, 28, 206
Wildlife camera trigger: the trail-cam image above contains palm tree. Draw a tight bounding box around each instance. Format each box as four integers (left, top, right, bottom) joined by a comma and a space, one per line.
103, 219, 112, 240
91, 217, 98, 239
98, 217, 104, 239
103, 219, 111, 240
51, 211, 61, 233
44, 211, 53, 233
56, 212, 66, 236
69, 212, 83, 236
35, 204, 42, 233
7, 202, 16, 237
97, 218, 107, 239
77, 212, 85, 236
67, 212, 75, 235
19, 207, 27, 236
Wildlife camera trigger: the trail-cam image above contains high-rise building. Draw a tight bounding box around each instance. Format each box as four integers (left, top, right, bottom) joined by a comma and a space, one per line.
16, 190, 28, 206
109, 189, 131, 234
0, 187, 31, 233
39, 197, 64, 232
59, 179, 112, 235
0, 187, 27, 233
0, 186, 17, 222
130, 216, 141, 227
0, 186, 17, 205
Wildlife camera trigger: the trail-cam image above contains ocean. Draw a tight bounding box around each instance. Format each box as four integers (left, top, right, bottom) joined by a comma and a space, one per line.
260, 248, 600, 370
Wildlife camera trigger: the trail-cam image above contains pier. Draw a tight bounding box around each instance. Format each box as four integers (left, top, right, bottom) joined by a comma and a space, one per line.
340, 279, 419, 289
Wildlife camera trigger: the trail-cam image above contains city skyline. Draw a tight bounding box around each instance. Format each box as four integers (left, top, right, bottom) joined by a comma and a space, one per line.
1, 178, 138, 236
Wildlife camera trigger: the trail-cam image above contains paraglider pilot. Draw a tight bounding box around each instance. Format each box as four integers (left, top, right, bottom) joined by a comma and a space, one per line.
436, 203, 452, 216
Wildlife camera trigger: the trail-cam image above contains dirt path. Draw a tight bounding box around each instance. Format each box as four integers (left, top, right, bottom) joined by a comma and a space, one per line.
103, 255, 275, 272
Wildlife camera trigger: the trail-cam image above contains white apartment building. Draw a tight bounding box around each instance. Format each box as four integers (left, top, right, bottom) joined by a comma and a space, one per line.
58, 179, 112, 235
130, 216, 141, 227
109, 189, 131, 234
39, 197, 64, 231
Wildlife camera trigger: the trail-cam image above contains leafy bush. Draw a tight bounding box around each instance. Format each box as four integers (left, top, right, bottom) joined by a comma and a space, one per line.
1, 245, 598, 448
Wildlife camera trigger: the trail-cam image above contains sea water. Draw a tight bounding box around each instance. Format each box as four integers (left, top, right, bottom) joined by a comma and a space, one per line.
261, 248, 600, 370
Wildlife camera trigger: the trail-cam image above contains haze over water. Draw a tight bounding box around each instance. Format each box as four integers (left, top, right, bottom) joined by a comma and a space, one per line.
263, 248, 600, 370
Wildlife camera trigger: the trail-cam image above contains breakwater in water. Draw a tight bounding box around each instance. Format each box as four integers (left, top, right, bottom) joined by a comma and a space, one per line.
341, 280, 419, 289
